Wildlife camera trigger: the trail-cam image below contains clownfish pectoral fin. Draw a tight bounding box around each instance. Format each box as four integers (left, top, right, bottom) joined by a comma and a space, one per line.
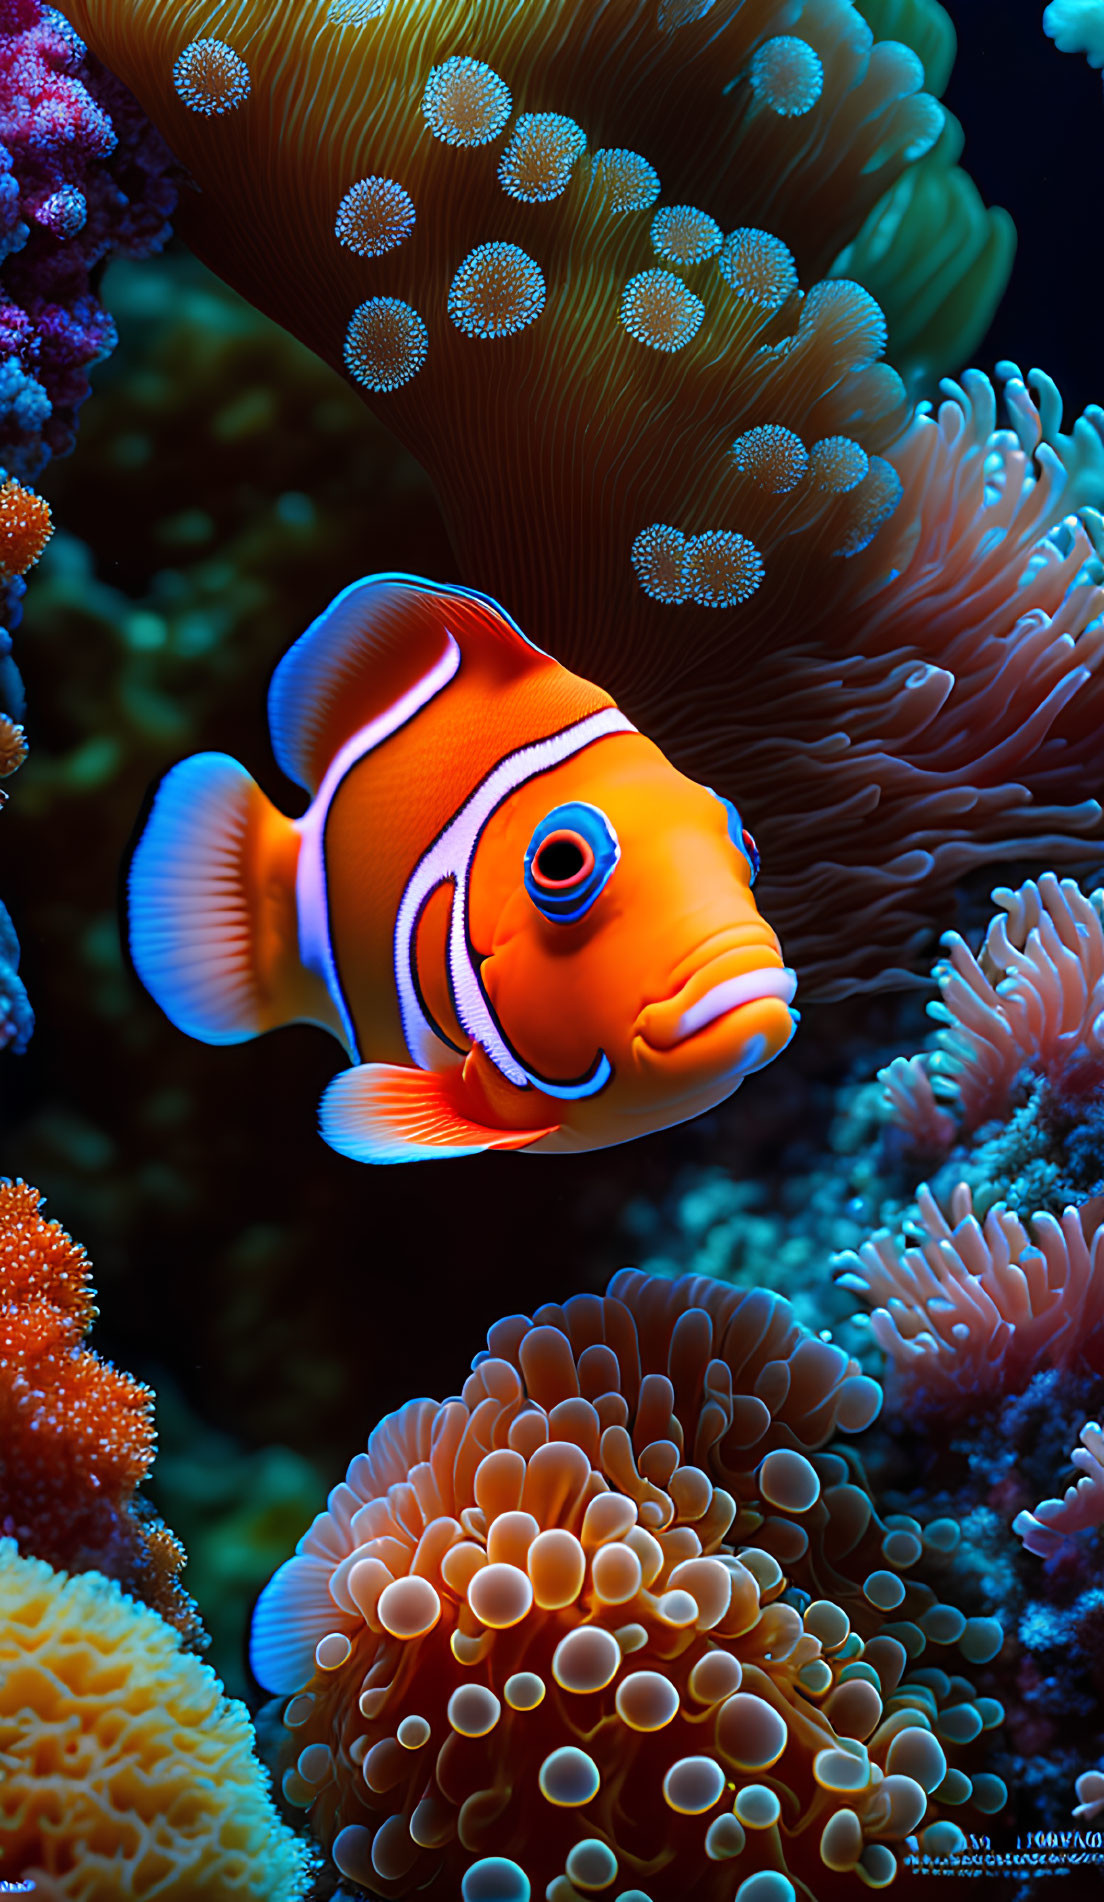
129, 752, 342, 1048
319, 1063, 559, 1164
268, 574, 545, 796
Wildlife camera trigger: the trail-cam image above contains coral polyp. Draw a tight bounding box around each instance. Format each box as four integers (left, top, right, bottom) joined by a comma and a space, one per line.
172, 38, 251, 115
344, 297, 429, 391
717, 229, 799, 309
749, 36, 825, 117
335, 177, 416, 257
619, 269, 704, 352
251, 1271, 1004, 1898
590, 147, 661, 213
422, 56, 512, 147
448, 243, 546, 339
498, 114, 586, 203
686, 530, 765, 607
650, 204, 722, 266
731, 427, 809, 494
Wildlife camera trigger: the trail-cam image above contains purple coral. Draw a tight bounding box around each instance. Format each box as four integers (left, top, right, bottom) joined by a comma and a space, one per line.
0, 0, 176, 493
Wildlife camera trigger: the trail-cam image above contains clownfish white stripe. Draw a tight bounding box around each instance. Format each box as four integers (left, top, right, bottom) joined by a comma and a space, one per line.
295, 633, 462, 1057
395, 705, 636, 1083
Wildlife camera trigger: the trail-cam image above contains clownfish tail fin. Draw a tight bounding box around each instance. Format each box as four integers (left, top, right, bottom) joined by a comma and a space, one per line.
129, 752, 327, 1045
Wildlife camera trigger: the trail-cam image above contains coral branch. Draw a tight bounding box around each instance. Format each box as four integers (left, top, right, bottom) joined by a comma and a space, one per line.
0, 1177, 200, 1638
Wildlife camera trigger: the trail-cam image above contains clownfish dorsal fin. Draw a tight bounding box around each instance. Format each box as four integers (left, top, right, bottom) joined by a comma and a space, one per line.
319, 1061, 559, 1164
268, 573, 547, 795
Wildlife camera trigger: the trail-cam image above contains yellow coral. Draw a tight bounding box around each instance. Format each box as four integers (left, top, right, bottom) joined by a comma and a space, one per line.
0, 1540, 312, 1901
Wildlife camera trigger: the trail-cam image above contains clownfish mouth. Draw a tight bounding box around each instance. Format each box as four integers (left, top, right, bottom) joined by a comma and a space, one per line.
673, 965, 798, 1044
634, 944, 798, 1069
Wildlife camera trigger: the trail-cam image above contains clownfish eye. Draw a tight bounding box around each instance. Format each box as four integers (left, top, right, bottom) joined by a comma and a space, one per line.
524, 802, 620, 923
712, 791, 760, 884
530, 830, 594, 889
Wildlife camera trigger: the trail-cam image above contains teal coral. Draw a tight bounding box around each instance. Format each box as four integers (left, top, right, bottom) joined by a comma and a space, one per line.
1045, 0, 1104, 67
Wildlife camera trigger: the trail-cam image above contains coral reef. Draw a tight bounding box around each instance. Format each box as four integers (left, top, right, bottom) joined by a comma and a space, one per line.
0, 1175, 201, 1638
0, 1537, 312, 1900
0, 0, 175, 1058
0, 0, 176, 489
57, 0, 1095, 1004
252, 1269, 1005, 1899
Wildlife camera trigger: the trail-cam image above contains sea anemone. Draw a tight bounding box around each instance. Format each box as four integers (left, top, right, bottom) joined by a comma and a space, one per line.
1014, 1419, 1104, 1557
836, 1182, 1104, 1417
0, 1178, 200, 1638
880, 873, 1104, 1156
1044, 0, 1104, 68
251, 1270, 1004, 1898
0, 1539, 311, 1899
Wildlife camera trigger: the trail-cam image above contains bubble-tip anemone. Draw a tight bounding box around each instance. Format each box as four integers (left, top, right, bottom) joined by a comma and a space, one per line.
251, 1270, 1004, 1897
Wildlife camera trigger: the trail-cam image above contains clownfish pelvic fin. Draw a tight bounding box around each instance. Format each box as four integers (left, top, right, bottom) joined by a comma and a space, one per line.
128, 752, 343, 1047
319, 1060, 559, 1164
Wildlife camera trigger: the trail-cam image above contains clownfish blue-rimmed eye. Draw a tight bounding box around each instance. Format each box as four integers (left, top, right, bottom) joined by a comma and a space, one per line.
712, 791, 760, 884
524, 801, 620, 923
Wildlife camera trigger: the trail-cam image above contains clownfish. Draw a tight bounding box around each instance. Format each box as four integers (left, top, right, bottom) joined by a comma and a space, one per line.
128, 576, 797, 1162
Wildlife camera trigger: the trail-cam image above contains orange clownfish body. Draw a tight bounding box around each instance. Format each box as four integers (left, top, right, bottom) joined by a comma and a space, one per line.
129, 576, 797, 1162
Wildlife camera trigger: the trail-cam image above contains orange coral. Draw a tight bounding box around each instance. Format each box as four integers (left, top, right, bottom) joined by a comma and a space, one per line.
0, 1178, 200, 1639
0, 715, 27, 778
252, 1271, 1005, 1898
0, 475, 52, 577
